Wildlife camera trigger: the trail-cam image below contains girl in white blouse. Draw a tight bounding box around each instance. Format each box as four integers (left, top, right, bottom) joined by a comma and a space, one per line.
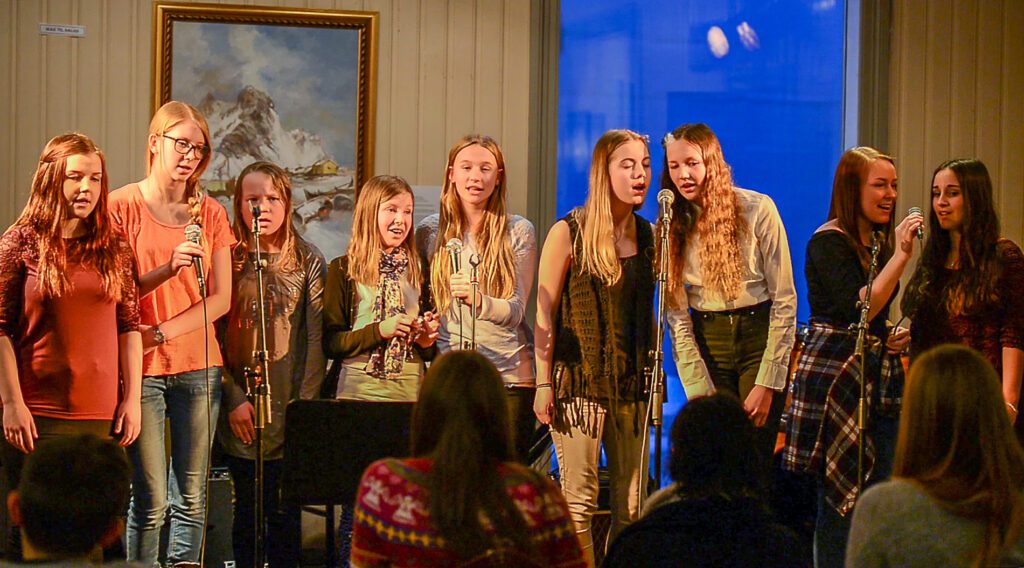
661, 123, 797, 473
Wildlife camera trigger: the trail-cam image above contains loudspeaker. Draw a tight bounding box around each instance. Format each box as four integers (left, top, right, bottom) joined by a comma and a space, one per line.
158, 468, 234, 567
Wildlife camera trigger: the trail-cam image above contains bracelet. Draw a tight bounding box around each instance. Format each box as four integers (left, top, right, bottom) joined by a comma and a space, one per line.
535, 384, 552, 389
1008, 401, 1018, 414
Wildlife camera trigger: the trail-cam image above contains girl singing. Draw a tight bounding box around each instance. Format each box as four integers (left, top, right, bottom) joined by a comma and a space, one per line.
415, 134, 537, 461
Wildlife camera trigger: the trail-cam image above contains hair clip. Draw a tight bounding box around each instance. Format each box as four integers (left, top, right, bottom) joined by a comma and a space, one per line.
663, 132, 676, 147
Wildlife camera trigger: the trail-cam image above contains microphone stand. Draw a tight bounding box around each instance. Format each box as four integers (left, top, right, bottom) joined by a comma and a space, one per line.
645, 214, 672, 491
246, 208, 273, 568
469, 253, 481, 350
853, 230, 882, 495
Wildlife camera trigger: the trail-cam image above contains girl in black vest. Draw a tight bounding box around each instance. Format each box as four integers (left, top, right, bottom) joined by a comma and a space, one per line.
533, 129, 655, 565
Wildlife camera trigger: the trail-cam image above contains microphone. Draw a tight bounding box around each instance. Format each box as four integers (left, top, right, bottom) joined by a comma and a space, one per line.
445, 238, 463, 307
184, 224, 206, 297
907, 207, 924, 242
657, 188, 675, 224
445, 238, 463, 273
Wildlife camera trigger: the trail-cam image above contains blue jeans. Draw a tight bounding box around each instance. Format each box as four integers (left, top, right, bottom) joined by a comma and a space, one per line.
126, 368, 222, 567
813, 413, 897, 568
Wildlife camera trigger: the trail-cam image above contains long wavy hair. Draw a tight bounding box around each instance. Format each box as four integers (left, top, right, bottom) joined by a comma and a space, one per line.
895, 345, 1024, 568
231, 161, 303, 273
575, 129, 649, 286
411, 351, 539, 563
430, 135, 516, 314
10, 133, 128, 301
901, 159, 1001, 318
346, 175, 421, 287
826, 146, 896, 269
660, 123, 746, 303
146, 101, 212, 226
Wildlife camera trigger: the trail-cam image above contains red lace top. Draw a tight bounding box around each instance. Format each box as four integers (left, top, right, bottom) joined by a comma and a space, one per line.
909, 238, 1024, 374
0, 225, 140, 420
351, 458, 586, 567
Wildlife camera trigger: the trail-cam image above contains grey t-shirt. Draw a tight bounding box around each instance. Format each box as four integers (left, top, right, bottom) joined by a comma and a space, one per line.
846, 478, 1024, 567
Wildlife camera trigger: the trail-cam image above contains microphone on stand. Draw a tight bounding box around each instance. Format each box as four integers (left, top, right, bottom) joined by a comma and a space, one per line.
184, 224, 206, 297
657, 188, 675, 224
446, 238, 464, 307
907, 207, 925, 242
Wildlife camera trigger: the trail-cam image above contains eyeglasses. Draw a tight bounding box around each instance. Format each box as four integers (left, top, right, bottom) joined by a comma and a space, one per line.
162, 135, 209, 158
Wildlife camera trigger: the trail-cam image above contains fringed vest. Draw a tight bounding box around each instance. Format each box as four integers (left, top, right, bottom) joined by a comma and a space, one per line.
552, 210, 655, 431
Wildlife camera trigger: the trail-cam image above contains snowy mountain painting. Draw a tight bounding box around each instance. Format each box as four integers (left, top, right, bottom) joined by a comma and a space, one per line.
169, 20, 363, 261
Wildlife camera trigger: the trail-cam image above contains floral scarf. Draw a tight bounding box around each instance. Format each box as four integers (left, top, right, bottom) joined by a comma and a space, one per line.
367, 248, 410, 379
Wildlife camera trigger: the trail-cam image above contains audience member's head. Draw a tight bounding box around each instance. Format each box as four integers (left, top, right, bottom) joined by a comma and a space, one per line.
669, 393, 765, 499
412, 349, 514, 463
7, 434, 131, 560
896, 344, 1024, 566
410, 350, 536, 564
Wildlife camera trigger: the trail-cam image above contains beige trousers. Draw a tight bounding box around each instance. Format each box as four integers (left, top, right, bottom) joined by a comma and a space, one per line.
550, 398, 647, 566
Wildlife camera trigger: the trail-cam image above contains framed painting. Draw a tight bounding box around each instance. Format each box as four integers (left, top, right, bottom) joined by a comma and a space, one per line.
153, 1, 377, 261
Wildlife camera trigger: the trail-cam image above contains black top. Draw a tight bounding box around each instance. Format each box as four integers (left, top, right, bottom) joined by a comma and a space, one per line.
805, 231, 894, 338
604, 495, 810, 568
610, 254, 640, 387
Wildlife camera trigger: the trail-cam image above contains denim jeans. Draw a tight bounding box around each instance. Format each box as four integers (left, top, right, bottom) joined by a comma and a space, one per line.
813, 413, 897, 568
224, 455, 301, 568
126, 368, 222, 567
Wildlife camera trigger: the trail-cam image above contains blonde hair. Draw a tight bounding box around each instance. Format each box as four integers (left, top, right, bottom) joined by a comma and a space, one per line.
896, 345, 1024, 568
346, 175, 421, 287
577, 129, 649, 285
231, 161, 302, 273
430, 135, 516, 314
147, 101, 212, 225
661, 123, 745, 303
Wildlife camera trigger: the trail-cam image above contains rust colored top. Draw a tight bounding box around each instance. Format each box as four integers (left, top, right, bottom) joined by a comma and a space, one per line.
109, 184, 235, 376
0, 225, 140, 420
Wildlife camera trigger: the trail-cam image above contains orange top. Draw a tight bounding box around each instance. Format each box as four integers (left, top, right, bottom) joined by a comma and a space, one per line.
109, 183, 236, 376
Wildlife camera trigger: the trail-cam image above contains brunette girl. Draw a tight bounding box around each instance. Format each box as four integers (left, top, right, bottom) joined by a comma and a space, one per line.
661, 123, 797, 474
109, 101, 235, 567
847, 345, 1024, 567
782, 147, 922, 568
0, 133, 142, 556
415, 134, 537, 461
351, 351, 585, 567
533, 129, 655, 565
219, 161, 326, 568
901, 159, 1024, 435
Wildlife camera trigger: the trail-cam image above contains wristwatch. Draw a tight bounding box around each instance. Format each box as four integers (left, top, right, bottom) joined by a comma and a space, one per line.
152, 325, 166, 345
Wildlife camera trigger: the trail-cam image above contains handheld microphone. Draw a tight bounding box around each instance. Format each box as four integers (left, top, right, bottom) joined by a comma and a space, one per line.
657, 188, 675, 224
445, 238, 464, 307
184, 224, 206, 297
907, 207, 925, 242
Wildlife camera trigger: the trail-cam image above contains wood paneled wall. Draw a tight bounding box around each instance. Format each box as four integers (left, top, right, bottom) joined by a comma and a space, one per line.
0, 0, 536, 227
888, 0, 1023, 245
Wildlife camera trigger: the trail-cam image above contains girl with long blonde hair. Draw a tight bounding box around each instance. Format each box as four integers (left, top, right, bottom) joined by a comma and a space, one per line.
220, 161, 327, 567
533, 129, 655, 565
415, 134, 537, 461
109, 101, 236, 567
323, 175, 438, 403
0, 133, 142, 558
661, 123, 797, 481
847, 344, 1024, 567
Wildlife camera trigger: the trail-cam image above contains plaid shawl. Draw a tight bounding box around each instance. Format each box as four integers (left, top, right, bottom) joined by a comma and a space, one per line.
782, 320, 903, 516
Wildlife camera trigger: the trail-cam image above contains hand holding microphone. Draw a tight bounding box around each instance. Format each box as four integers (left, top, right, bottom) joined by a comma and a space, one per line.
907, 207, 925, 242
184, 224, 206, 296
446, 238, 465, 307
895, 207, 925, 257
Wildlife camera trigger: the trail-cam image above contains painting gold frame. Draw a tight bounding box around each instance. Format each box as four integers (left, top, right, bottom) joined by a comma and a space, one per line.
151, 1, 378, 190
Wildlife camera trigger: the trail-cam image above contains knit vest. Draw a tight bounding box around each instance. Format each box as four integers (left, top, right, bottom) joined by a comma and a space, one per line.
552, 210, 655, 405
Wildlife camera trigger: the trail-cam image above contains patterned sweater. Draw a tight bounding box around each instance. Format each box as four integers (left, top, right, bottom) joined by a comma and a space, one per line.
351, 458, 586, 567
